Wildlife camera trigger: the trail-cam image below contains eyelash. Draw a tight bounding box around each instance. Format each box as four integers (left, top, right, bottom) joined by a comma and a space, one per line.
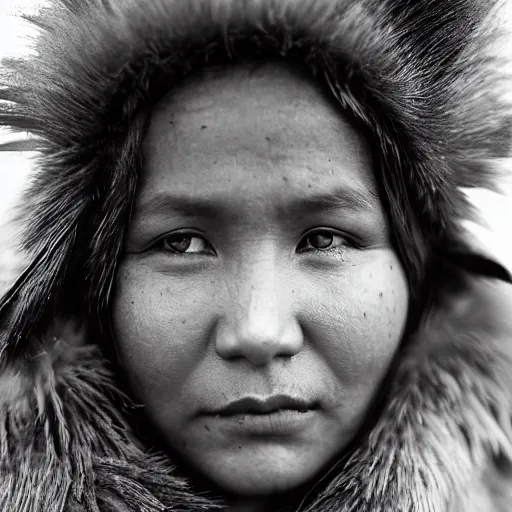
152, 229, 354, 256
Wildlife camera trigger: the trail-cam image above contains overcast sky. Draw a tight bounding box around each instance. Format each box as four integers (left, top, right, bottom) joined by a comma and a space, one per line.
0, 1, 43, 222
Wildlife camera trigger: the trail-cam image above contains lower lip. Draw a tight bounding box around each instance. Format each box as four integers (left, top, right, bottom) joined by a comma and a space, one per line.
207, 409, 318, 437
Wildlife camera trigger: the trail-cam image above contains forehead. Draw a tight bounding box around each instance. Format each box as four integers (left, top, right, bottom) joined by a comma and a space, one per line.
139, 61, 378, 212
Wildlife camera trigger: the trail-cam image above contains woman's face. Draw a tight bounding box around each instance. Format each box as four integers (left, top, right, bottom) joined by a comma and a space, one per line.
113, 62, 409, 497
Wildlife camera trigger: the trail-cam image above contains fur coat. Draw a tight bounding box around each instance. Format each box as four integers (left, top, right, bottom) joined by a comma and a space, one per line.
1, 0, 512, 510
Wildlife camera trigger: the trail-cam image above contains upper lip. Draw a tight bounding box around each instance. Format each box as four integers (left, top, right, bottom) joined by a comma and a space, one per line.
214, 395, 315, 416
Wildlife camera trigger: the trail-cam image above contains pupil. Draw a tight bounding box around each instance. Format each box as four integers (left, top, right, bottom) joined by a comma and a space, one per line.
311, 233, 333, 249
170, 236, 191, 252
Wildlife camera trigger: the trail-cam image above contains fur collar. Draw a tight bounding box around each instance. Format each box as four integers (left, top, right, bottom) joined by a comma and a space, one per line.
1, 272, 512, 511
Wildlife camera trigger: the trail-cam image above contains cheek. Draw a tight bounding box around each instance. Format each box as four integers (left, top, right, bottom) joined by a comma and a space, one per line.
111, 262, 215, 402
303, 250, 409, 390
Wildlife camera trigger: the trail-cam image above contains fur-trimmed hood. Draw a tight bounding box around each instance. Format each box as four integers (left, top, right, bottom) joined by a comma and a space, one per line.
1, 0, 512, 510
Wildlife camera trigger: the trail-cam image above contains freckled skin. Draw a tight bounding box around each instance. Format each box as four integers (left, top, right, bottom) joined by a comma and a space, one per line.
112, 63, 409, 504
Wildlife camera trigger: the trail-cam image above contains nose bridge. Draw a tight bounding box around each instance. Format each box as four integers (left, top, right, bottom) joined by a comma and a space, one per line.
242, 255, 281, 336
215, 245, 303, 365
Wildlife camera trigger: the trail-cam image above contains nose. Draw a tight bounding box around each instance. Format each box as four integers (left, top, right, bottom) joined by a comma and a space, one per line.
214, 256, 304, 366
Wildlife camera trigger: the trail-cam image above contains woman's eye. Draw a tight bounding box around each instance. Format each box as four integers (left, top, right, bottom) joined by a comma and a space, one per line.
161, 233, 213, 255
297, 230, 348, 253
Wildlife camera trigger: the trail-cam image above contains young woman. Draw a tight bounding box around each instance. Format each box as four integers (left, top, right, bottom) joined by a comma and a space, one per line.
1, 1, 512, 511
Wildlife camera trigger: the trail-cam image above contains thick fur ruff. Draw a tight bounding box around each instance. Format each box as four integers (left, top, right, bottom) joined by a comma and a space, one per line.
0, 0, 512, 511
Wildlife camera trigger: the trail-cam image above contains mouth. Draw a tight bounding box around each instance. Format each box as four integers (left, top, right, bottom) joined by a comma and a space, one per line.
215, 395, 318, 416
204, 395, 319, 438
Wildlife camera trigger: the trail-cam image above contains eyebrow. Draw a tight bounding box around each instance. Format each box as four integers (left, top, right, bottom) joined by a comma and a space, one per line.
135, 184, 378, 220
284, 186, 378, 217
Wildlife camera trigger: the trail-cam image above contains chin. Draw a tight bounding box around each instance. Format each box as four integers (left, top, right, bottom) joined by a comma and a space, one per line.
196, 445, 325, 496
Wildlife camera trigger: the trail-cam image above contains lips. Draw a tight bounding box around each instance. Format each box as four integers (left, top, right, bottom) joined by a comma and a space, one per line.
204, 395, 319, 437
215, 394, 316, 416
